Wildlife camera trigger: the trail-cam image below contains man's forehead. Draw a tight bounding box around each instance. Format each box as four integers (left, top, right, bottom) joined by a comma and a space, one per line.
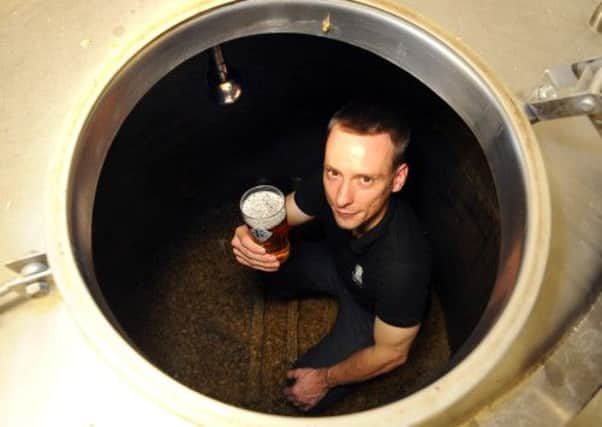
324, 128, 394, 174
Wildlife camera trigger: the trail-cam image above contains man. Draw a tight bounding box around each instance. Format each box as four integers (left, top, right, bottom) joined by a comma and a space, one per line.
231, 101, 431, 412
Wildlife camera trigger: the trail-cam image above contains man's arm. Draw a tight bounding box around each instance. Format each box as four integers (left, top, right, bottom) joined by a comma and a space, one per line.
325, 317, 419, 385
284, 317, 419, 411
285, 192, 314, 227
231, 191, 313, 271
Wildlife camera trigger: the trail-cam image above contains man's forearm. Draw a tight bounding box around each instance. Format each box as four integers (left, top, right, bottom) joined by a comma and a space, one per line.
325, 345, 407, 388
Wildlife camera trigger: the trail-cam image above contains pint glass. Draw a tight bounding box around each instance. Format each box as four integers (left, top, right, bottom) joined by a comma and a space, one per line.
240, 185, 290, 263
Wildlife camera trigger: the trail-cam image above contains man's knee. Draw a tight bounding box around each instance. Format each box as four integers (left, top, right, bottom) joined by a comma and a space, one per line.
259, 270, 298, 299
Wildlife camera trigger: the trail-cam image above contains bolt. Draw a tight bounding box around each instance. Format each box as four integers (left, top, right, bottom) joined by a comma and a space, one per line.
578, 96, 597, 113
534, 84, 557, 100
19, 261, 50, 297
25, 281, 50, 297
20, 261, 47, 276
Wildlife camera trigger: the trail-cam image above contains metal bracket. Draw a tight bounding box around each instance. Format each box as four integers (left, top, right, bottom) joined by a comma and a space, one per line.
1, 252, 52, 299
525, 56, 602, 135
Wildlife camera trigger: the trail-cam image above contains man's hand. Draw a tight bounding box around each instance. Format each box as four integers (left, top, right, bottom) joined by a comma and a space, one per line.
283, 368, 330, 412
231, 224, 280, 272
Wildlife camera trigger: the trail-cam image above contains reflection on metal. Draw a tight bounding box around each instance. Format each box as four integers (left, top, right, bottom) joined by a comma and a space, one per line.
321, 13, 332, 33
208, 45, 242, 105
589, 2, 602, 33
1, 252, 51, 301
525, 56, 602, 135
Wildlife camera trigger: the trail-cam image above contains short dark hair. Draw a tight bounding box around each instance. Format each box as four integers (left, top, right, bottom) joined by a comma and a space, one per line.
327, 101, 411, 169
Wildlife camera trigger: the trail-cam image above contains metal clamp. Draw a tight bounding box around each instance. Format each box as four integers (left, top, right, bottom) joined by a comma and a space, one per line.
0, 252, 52, 299
525, 56, 602, 135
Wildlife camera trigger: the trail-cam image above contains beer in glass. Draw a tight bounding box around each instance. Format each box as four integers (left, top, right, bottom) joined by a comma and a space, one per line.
240, 185, 290, 263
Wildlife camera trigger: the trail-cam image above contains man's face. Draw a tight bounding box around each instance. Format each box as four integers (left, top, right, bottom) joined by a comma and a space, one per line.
323, 124, 408, 235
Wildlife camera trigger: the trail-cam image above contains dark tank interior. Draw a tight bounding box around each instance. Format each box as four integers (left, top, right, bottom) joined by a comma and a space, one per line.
92, 34, 500, 416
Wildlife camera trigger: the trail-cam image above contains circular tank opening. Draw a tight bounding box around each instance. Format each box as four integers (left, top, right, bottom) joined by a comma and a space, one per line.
92, 33, 499, 415
59, 0, 547, 423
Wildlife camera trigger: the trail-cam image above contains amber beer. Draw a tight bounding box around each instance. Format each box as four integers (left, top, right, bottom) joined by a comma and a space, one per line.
240, 185, 290, 263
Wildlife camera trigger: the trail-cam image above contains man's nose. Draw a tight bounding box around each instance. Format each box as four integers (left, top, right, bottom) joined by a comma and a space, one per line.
335, 180, 353, 207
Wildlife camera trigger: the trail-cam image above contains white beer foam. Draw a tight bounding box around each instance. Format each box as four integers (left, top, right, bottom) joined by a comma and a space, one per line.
241, 190, 286, 230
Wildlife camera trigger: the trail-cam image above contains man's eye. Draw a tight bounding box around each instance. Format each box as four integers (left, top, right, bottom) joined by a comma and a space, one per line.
360, 176, 373, 185
326, 169, 339, 178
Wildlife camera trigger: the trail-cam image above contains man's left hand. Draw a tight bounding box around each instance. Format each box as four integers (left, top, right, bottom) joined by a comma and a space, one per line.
283, 367, 330, 411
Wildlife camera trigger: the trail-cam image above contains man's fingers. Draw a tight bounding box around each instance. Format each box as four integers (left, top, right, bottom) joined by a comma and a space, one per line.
233, 248, 279, 271
283, 386, 301, 401
284, 386, 320, 412
232, 237, 265, 257
231, 224, 282, 272
233, 247, 278, 267
239, 232, 267, 254
233, 225, 267, 254
283, 388, 302, 407
283, 386, 292, 397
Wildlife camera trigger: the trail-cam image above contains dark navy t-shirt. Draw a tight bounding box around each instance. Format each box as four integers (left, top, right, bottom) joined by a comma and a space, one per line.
294, 171, 431, 327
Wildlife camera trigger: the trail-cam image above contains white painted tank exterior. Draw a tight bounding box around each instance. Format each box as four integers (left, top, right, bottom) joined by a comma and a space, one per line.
1, 1, 600, 426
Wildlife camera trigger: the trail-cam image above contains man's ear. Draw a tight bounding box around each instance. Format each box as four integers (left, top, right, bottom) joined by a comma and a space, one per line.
392, 163, 409, 193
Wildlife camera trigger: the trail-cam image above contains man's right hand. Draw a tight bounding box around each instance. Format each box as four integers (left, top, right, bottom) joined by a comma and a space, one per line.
231, 224, 280, 272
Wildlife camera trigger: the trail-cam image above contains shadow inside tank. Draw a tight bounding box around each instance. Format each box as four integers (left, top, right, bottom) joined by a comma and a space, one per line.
92, 33, 499, 415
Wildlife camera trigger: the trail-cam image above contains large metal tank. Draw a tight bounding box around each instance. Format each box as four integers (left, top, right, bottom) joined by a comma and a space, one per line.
1, 1, 600, 426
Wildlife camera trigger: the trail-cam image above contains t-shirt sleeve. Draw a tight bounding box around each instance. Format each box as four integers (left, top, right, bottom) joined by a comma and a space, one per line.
375, 264, 430, 327
293, 169, 327, 217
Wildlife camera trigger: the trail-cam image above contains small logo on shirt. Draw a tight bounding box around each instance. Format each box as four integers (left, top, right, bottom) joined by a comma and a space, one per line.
352, 264, 364, 288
